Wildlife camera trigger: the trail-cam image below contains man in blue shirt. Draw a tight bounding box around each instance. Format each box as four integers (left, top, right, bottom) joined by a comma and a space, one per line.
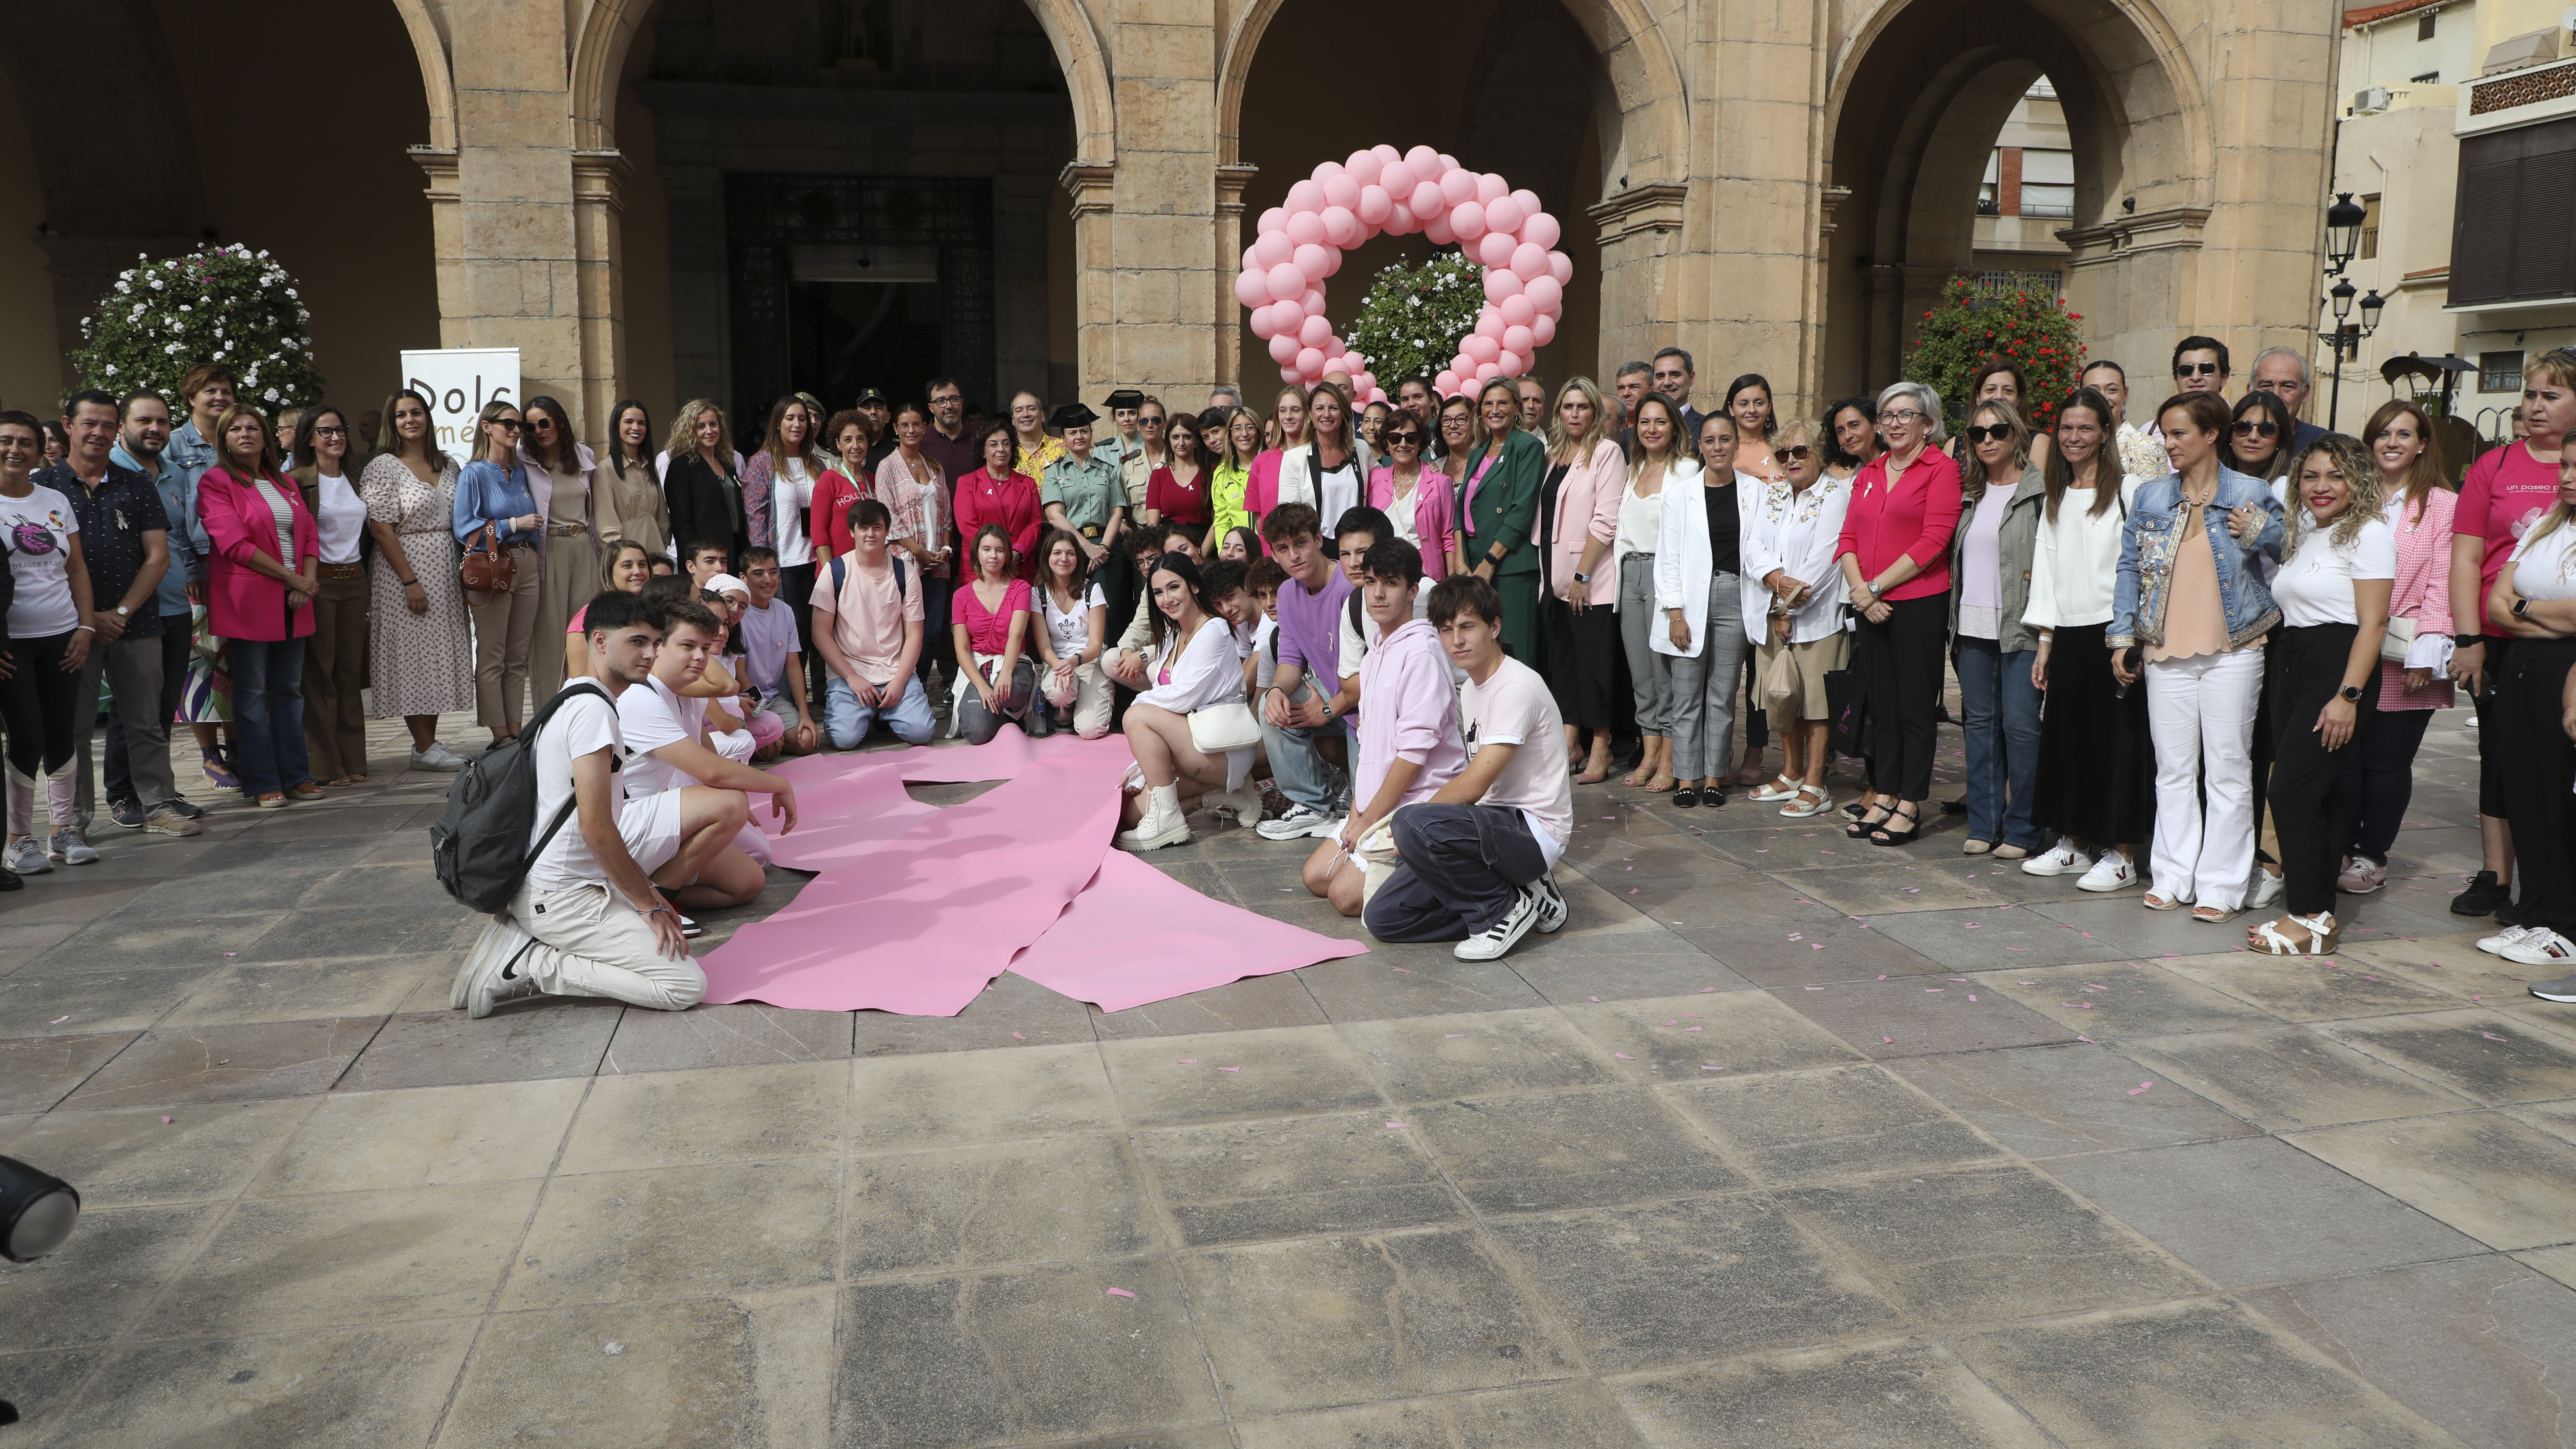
102, 389, 209, 829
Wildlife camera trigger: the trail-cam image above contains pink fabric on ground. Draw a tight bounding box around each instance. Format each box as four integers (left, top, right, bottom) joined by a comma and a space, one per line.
1012, 851, 1367, 1012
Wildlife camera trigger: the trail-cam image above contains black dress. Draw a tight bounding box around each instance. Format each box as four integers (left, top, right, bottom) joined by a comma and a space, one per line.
664, 452, 748, 565
2031, 622, 2157, 845
1536, 461, 1620, 729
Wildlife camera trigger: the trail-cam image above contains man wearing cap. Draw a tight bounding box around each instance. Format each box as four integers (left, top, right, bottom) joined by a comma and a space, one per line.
854, 389, 896, 473
1041, 403, 1125, 566
1117, 394, 1171, 522
1101, 389, 1144, 471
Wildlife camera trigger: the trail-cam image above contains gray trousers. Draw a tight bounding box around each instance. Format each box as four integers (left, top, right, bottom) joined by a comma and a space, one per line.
1616, 552, 1672, 735
958, 656, 1037, 745
1666, 571, 1746, 780
1363, 803, 1549, 941
72, 629, 178, 827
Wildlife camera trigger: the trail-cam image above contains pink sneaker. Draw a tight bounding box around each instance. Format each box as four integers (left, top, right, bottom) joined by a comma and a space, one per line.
2337, 857, 2386, 894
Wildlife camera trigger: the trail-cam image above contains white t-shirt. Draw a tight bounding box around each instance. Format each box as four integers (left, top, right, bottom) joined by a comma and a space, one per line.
2509, 517, 2576, 602
1459, 654, 1572, 864
0, 484, 79, 638
1319, 461, 1361, 534
1251, 614, 1280, 689
2272, 513, 2395, 628
1039, 580, 1105, 660
313, 473, 366, 565
616, 675, 701, 798
526, 684, 622, 890
774, 457, 815, 566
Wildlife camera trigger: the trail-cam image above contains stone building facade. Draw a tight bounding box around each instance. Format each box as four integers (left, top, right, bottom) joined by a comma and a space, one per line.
0, 0, 2339, 433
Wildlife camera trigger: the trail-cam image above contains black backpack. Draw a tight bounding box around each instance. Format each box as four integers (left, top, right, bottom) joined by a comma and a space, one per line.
430, 680, 615, 914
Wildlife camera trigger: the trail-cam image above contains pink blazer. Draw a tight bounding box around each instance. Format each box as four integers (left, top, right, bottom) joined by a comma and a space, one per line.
1538, 438, 1627, 600
2379, 483, 2458, 711
1367, 464, 1457, 579
197, 464, 319, 642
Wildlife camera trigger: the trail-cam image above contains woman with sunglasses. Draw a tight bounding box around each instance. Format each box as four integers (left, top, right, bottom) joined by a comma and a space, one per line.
2229, 387, 2298, 905
2336, 400, 2456, 895
2229, 391, 2297, 489
1947, 399, 2049, 858
518, 394, 604, 700
1837, 381, 1963, 846
1743, 420, 1851, 818
1539, 378, 1627, 784
1367, 411, 1455, 583
454, 402, 544, 744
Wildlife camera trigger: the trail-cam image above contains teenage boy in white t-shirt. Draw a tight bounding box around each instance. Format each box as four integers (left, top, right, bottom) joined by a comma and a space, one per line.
1363, 573, 1573, 960
451, 591, 751, 1018
617, 596, 801, 904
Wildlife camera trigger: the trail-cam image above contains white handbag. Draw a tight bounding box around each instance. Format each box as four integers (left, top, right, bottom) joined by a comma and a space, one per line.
1188, 698, 1262, 752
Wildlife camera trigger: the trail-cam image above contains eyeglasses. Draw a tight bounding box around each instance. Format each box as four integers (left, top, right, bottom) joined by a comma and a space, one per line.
2178, 362, 2223, 378
490, 419, 524, 432
1875, 409, 1924, 426
2231, 420, 2280, 438
312, 426, 347, 438
1385, 432, 1423, 446
1772, 445, 1811, 463
1963, 424, 2013, 444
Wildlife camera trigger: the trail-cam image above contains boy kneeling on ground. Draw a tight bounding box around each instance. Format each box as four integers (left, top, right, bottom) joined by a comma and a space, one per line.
1363, 574, 1573, 960
1303, 538, 1463, 914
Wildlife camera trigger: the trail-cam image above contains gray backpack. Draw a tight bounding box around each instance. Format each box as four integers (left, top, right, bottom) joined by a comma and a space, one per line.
429, 681, 614, 913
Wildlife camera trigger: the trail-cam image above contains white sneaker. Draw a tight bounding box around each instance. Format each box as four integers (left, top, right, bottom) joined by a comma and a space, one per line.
2022, 840, 2086, 877
2247, 868, 2285, 909
452, 917, 544, 1017
2502, 928, 2576, 967
1529, 871, 1568, 934
1205, 786, 1265, 824
1257, 804, 1337, 841
409, 742, 468, 771
2076, 852, 2137, 892
2478, 924, 2539, 956
50, 831, 99, 866
1455, 890, 1539, 961
4, 837, 51, 875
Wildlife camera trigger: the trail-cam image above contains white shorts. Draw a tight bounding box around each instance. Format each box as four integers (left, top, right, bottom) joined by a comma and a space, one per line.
620, 789, 686, 875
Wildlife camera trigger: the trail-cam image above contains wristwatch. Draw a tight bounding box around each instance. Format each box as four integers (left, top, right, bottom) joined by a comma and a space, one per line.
113, 604, 131, 618
2513, 598, 2533, 619
2339, 683, 2364, 702
1571, 571, 1590, 584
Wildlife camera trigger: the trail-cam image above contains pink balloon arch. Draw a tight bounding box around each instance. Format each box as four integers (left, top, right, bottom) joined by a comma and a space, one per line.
1235, 144, 1573, 406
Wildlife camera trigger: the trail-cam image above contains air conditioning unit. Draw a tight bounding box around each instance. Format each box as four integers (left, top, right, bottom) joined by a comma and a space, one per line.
2354, 86, 2393, 113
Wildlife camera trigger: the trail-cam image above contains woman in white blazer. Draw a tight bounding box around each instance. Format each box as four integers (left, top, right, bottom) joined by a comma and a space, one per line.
1537, 378, 1629, 783
1654, 413, 1762, 807
1740, 419, 1853, 817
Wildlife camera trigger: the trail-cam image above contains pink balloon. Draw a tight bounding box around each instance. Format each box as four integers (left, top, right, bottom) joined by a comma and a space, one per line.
1344, 150, 1381, 185
1298, 350, 1327, 383
1236, 269, 1272, 310
1463, 333, 1500, 363
1280, 363, 1303, 384
1482, 268, 1522, 304
1476, 231, 1517, 269
1474, 311, 1506, 340
1450, 200, 1487, 241
1321, 206, 1363, 248
1267, 263, 1307, 302
1357, 185, 1392, 226
1353, 372, 1375, 397
1242, 244, 1261, 272
1373, 143, 1401, 165
1423, 212, 1456, 246
1311, 160, 1344, 184
1495, 348, 1524, 376
1405, 144, 1442, 174
1248, 307, 1279, 341
1437, 153, 1460, 174
1257, 206, 1288, 235
1285, 180, 1325, 214
1475, 361, 1502, 382
1291, 243, 1332, 282
1385, 203, 1416, 235
1435, 370, 1460, 394
1269, 333, 1300, 365
1484, 196, 1525, 235
1409, 181, 1446, 218
1298, 288, 1325, 314
1510, 187, 1542, 217
1522, 275, 1563, 312
1322, 173, 1362, 211
1500, 294, 1535, 328
1503, 324, 1534, 355
1548, 252, 1574, 285
1531, 313, 1557, 348
1521, 212, 1561, 250
1298, 313, 1332, 348
1476, 173, 1509, 205
1253, 231, 1292, 267
1379, 161, 1416, 199
1285, 211, 1326, 247
1439, 168, 1478, 206
1320, 248, 1343, 278
1510, 242, 1549, 278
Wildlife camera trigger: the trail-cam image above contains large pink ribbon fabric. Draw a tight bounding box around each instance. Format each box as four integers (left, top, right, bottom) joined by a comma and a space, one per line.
696, 735, 1365, 1015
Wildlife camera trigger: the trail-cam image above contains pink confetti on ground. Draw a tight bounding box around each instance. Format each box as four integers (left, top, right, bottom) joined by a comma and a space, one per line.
1700, 986, 1716, 993
1012, 1033, 1025, 1039
2018, 981, 2037, 985
224, 952, 237, 957
1590, 995, 1602, 1002
159, 1116, 172, 1124
49, 1016, 68, 1024
1106, 1288, 1135, 1298
1701, 1065, 1724, 1071
1926, 988, 1945, 993
2085, 984, 2108, 990
1177, 1059, 1196, 1064
1877, 974, 1889, 981
2127, 1082, 2154, 1095
1386, 1121, 1410, 1128
1445, 1033, 1465, 1038
1392, 968, 1412, 973
2483, 1033, 2509, 1042
1964, 923, 1981, 929
2075, 1034, 2094, 1043
1804, 986, 1825, 991
2006, 947, 2027, 952
1216, 1066, 1240, 1072
1684, 1025, 1703, 1031
1881, 1036, 1895, 1044
1967, 994, 1977, 1001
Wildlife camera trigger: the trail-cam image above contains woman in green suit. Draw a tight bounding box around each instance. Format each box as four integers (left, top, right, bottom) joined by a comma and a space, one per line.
1456, 378, 1548, 657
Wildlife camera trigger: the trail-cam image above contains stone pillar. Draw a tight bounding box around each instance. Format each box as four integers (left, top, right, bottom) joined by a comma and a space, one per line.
1213, 163, 1259, 392
1589, 185, 1689, 389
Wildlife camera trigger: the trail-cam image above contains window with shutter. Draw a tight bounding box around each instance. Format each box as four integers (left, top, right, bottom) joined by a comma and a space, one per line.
2452, 119, 2576, 306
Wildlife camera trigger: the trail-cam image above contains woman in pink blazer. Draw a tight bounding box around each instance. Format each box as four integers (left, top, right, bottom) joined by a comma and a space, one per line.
196, 404, 320, 807
1538, 378, 1629, 782
2340, 400, 2458, 892
1364, 413, 1456, 581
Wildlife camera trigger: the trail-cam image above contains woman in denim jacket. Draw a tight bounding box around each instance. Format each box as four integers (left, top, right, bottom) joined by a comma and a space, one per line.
2108, 391, 2285, 919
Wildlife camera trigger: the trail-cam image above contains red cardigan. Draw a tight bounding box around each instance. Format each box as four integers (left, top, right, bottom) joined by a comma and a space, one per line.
197, 464, 319, 641
810, 468, 865, 560
1836, 446, 1963, 601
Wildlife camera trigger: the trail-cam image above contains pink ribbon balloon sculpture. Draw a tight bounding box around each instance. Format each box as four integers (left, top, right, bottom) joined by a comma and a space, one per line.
1235, 144, 1573, 404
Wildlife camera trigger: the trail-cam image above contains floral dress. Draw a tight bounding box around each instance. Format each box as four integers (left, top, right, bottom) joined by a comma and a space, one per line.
360, 452, 476, 718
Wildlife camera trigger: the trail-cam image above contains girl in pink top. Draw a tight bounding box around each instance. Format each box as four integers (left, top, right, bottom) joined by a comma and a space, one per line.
949, 524, 1038, 744
1240, 386, 1308, 534
2341, 400, 2458, 892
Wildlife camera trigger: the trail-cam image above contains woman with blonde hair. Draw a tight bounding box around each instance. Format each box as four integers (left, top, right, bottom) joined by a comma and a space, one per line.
1458, 377, 1547, 656
452, 401, 544, 743
1538, 376, 1627, 782
662, 398, 746, 565
360, 389, 474, 769
1742, 418, 1852, 817
1947, 398, 2049, 857
1242, 385, 1312, 537
2335, 400, 2456, 894
1209, 405, 1262, 547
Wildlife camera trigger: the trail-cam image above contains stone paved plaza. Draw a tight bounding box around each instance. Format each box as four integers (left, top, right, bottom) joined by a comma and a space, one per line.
2, 707, 2574, 1447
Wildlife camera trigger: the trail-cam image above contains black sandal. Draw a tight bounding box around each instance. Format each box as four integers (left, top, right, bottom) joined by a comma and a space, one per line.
1845, 804, 1891, 839
1673, 785, 1700, 809
1869, 802, 1922, 847
1840, 801, 1873, 822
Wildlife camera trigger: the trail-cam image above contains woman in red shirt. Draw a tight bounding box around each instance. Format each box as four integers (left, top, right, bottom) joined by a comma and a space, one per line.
953, 421, 1044, 579
1147, 413, 1214, 546
950, 524, 1037, 744
1836, 381, 1964, 845
809, 410, 870, 564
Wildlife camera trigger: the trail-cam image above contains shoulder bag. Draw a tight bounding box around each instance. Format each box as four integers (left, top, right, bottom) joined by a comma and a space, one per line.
1190, 696, 1261, 753
459, 520, 514, 596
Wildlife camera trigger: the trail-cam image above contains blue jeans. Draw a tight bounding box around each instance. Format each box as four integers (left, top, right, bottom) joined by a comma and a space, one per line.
1956, 636, 2042, 849
823, 674, 935, 749
229, 635, 311, 798
1257, 680, 1347, 814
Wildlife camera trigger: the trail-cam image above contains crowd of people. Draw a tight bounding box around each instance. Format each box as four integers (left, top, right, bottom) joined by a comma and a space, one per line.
10, 333, 2571, 1014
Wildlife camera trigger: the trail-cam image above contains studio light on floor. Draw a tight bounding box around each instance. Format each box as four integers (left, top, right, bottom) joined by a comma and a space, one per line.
0, 1156, 78, 1263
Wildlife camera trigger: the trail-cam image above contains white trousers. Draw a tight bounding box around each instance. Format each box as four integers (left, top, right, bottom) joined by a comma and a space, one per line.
2144, 647, 2263, 910
471, 877, 707, 1011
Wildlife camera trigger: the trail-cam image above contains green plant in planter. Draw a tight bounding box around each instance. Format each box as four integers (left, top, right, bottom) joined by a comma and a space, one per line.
1903, 274, 2085, 432
71, 244, 325, 412
1344, 252, 1485, 392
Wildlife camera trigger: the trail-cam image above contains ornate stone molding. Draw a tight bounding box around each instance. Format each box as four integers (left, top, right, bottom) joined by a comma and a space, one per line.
2058, 207, 2211, 268
1058, 159, 1116, 219
1817, 184, 1854, 239
1214, 163, 1260, 218
571, 148, 634, 215
1587, 183, 1689, 245
409, 145, 459, 202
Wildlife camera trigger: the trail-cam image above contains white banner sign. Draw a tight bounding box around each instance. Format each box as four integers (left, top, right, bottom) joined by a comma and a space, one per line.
400, 348, 520, 467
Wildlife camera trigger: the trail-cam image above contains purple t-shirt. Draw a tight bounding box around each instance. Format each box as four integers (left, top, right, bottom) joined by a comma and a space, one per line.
1274, 566, 1354, 695
737, 597, 799, 696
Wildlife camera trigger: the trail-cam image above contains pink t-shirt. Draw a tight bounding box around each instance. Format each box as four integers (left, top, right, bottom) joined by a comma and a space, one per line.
812, 556, 924, 685
2457, 440, 2561, 588
951, 577, 1031, 656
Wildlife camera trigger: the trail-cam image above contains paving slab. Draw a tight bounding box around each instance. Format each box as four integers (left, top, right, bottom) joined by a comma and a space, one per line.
2287, 1110, 2576, 1250
1405, 1086, 1748, 1214
1610, 1337, 2059, 1449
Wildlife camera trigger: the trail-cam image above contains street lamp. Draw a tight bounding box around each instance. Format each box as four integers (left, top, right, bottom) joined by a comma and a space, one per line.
2326, 192, 2367, 275
2318, 276, 2385, 432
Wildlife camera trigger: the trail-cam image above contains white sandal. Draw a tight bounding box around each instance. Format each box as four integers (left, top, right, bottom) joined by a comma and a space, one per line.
1748, 774, 1803, 803
2249, 911, 2339, 955
1779, 786, 1830, 818
2143, 889, 2191, 911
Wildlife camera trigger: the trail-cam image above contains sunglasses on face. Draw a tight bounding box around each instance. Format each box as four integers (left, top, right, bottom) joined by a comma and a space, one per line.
1385, 432, 1422, 446
2178, 363, 2223, 378
1772, 445, 1811, 463
492, 419, 525, 432
2232, 420, 2280, 438
1963, 425, 2013, 444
